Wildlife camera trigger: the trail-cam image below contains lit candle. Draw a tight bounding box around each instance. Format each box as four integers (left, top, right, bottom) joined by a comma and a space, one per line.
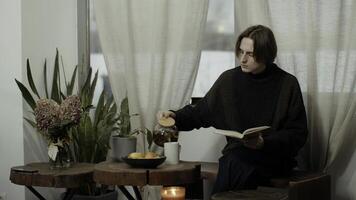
160, 186, 185, 200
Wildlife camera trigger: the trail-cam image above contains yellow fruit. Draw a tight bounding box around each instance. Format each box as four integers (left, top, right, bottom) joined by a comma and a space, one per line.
128, 152, 144, 159
158, 117, 175, 127
144, 152, 159, 159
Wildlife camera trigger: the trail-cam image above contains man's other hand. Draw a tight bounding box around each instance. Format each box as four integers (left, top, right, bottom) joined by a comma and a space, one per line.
242, 133, 264, 149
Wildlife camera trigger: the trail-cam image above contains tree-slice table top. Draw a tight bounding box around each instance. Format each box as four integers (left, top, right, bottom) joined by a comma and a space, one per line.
10, 162, 94, 188
94, 161, 201, 186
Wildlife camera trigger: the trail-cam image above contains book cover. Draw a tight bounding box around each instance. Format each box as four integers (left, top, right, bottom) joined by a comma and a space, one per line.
214, 126, 270, 139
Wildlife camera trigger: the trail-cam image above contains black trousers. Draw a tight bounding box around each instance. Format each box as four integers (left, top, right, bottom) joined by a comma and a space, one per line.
212, 148, 279, 194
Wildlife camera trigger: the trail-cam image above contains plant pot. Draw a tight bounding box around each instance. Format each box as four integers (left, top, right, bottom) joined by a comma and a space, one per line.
111, 136, 137, 161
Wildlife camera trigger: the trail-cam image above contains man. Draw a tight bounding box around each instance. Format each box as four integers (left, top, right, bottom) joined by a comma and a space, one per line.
158, 25, 308, 193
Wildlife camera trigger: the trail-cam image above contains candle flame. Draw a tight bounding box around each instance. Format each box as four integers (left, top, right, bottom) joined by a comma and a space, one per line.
161, 186, 185, 199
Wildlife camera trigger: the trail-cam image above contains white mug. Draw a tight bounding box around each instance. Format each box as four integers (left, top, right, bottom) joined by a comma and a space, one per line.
164, 142, 180, 165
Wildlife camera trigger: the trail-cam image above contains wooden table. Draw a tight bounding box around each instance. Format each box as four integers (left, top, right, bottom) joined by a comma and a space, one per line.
10, 162, 94, 200
94, 161, 201, 200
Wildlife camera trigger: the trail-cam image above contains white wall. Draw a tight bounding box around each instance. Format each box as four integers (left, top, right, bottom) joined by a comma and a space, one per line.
22, 1, 77, 199
0, 0, 77, 199
0, 0, 24, 199
21, 0, 78, 160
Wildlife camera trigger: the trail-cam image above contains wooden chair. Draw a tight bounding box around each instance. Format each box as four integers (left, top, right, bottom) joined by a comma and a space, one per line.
199, 162, 331, 200
285, 172, 331, 200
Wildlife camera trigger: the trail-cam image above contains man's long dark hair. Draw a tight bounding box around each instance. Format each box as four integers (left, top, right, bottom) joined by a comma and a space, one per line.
235, 25, 277, 64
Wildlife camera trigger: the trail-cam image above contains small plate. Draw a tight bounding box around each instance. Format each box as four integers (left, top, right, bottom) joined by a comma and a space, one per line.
122, 156, 166, 168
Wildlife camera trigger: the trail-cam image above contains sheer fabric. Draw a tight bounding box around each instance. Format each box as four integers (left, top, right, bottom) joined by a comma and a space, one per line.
94, 0, 209, 199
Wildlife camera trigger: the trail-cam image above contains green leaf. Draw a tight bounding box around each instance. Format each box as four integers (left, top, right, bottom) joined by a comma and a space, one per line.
109, 102, 117, 115
26, 59, 40, 99
67, 65, 78, 96
146, 128, 153, 149
118, 97, 131, 136
77, 114, 94, 162
51, 49, 61, 103
83, 104, 94, 112
60, 91, 66, 100
81, 67, 92, 93
24, 117, 36, 128
121, 97, 129, 115
101, 101, 111, 123
43, 59, 49, 98
94, 90, 105, 127
103, 112, 117, 127
60, 55, 68, 87
104, 95, 114, 113
70, 128, 79, 162
88, 70, 98, 106
80, 68, 92, 108
15, 79, 36, 110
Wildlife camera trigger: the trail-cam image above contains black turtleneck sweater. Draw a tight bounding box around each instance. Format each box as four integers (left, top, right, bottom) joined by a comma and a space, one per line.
174, 63, 308, 174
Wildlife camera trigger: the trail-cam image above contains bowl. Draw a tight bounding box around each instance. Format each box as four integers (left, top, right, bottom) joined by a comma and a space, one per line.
121, 156, 166, 168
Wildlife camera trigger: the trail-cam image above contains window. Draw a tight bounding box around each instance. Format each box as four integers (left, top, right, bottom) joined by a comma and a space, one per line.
89, 1, 111, 103
192, 0, 236, 97
89, 0, 237, 100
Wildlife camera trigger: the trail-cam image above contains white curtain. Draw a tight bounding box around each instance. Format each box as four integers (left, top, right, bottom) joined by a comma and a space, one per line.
235, 0, 356, 199
94, 0, 208, 147
94, 0, 209, 199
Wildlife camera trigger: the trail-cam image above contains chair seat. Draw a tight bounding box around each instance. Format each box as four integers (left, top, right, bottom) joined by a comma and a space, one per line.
211, 187, 288, 200
269, 170, 325, 188
211, 174, 331, 200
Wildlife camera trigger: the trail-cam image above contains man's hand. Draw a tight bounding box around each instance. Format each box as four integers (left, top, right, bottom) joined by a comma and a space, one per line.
156, 110, 176, 121
242, 133, 264, 149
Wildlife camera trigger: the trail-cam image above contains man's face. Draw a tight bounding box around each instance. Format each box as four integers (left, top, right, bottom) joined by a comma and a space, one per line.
237, 37, 266, 74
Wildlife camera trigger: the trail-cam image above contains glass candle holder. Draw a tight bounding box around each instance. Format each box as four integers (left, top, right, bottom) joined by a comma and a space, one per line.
160, 186, 185, 200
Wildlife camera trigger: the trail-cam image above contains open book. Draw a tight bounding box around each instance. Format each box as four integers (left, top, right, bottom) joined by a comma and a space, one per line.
214, 126, 270, 139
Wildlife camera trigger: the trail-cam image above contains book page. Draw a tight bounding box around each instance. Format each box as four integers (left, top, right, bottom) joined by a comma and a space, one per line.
243, 126, 270, 135
214, 129, 244, 139
214, 126, 270, 139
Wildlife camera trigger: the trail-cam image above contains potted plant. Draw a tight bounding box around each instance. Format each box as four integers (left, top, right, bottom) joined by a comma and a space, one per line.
70, 67, 119, 199
111, 97, 154, 161
15, 49, 118, 199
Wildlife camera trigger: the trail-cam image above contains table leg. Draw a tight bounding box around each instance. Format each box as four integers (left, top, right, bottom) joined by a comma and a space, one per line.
62, 188, 76, 200
133, 186, 142, 200
118, 186, 136, 200
26, 186, 46, 200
